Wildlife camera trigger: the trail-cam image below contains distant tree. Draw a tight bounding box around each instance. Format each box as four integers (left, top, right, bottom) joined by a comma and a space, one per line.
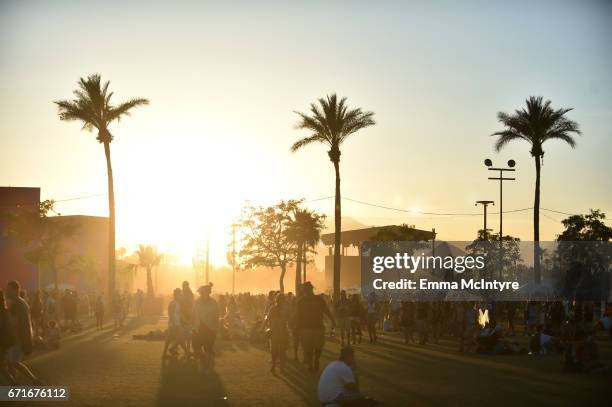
3, 200, 78, 289
467, 230, 522, 281
237, 200, 301, 293
557, 210, 612, 242
292, 94, 375, 299
491, 96, 580, 283
554, 210, 611, 301
135, 245, 162, 297
67, 255, 98, 291
286, 208, 326, 293
55, 74, 149, 302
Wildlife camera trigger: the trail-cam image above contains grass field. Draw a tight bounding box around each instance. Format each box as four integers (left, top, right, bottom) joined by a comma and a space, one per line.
19, 317, 612, 406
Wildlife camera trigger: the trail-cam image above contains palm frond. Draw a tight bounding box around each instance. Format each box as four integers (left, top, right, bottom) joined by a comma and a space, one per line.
292, 93, 375, 153
491, 96, 581, 155
290, 134, 329, 152
106, 98, 150, 122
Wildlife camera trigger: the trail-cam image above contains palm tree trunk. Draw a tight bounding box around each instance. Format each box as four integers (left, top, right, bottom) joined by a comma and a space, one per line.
295, 242, 302, 294
103, 142, 116, 304
534, 155, 541, 284
302, 243, 307, 282
333, 158, 341, 301
146, 267, 154, 297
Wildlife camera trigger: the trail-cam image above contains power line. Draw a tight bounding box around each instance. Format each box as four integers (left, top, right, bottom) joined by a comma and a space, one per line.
340, 196, 531, 216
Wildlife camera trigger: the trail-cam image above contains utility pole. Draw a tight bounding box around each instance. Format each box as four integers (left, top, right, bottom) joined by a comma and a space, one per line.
231, 223, 237, 295
205, 238, 210, 285
431, 228, 437, 257
475, 200, 494, 239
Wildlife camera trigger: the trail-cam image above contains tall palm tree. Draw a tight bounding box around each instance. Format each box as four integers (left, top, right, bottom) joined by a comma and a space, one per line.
291, 94, 375, 299
491, 96, 580, 283
135, 244, 162, 297
55, 74, 149, 302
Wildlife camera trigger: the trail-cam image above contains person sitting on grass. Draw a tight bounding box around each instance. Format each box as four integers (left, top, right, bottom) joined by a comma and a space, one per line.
44, 320, 60, 349
318, 346, 376, 406
564, 328, 607, 373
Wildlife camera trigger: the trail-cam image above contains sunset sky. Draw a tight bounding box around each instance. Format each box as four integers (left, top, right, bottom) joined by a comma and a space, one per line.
1, 0, 611, 265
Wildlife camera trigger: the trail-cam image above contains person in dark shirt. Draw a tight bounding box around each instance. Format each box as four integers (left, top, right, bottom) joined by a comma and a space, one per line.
296, 282, 335, 372
334, 291, 351, 346
5, 281, 42, 385
348, 295, 364, 344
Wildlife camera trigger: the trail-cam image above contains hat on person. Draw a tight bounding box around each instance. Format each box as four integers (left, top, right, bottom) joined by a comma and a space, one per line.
198, 283, 213, 294
302, 281, 314, 291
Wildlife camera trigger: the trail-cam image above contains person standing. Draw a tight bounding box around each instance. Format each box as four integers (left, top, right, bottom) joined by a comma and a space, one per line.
181, 281, 194, 353
192, 283, 219, 373
366, 293, 378, 344
30, 291, 43, 337
5, 281, 42, 385
348, 295, 364, 345
163, 288, 187, 358
287, 290, 301, 361
335, 291, 351, 347
296, 282, 335, 372
94, 295, 105, 330
135, 289, 144, 317
0, 290, 16, 384
265, 293, 290, 373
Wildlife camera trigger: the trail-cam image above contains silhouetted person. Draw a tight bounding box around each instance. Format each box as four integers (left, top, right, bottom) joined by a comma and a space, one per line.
296, 282, 335, 372
335, 290, 350, 347
265, 293, 290, 373
0, 290, 16, 384
192, 283, 219, 373
5, 281, 42, 385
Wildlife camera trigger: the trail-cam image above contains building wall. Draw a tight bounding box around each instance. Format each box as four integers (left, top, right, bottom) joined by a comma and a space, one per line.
324, 255, 362, 293
44, 215, 109, 293
0, 187, 40, 291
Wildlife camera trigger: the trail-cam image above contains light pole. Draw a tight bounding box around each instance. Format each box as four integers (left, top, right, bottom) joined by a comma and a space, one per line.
484, 159, 516, 278
475, 200, 494, 239
484, 159, 516, 240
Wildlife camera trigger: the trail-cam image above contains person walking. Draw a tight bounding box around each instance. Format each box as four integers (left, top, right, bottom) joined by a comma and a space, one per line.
296, 282, 335, 372
335, 290, 351, 347
163, 288, 187, 358
181, 281, 194, 353
94, 295, 105, 330
192, 283, 219, 373
366, 293, 378, 344
265, 293, 290, 373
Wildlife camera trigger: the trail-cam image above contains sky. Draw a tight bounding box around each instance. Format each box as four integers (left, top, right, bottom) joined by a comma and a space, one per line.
1, 0, 611, 265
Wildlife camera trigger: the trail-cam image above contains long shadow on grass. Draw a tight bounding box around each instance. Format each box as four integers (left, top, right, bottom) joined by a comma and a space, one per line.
276, 360, 320, 406
156, 357, 228, 406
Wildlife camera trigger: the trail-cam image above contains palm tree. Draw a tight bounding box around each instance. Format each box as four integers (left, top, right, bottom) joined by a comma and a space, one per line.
135, 245, 162, 297
55, 74, 149, 303
491, 96, 580, 283
300, 210, 325, 283
287, 208, 325, 293
291, 94, 375, 299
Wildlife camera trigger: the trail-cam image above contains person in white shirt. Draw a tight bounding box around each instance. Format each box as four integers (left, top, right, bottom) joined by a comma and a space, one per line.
318, 346, 376, 406
163, 288, 186, 358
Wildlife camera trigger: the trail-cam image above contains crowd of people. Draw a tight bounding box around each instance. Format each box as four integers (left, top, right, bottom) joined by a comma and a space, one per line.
2, 276, 610, 403
0, 281, 145, 385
